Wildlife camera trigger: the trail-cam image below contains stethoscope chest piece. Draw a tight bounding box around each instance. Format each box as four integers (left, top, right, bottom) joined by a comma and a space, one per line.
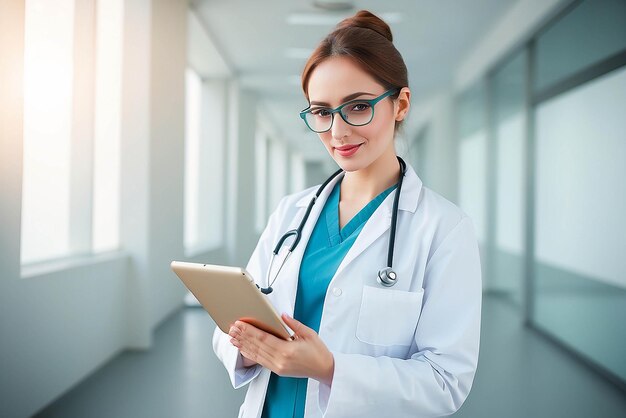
377, 267, 398, 287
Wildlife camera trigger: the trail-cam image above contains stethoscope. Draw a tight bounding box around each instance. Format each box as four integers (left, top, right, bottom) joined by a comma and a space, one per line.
258, 156, 407, 295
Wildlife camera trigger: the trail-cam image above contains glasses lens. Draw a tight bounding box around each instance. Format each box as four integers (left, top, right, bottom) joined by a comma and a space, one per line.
341, 101, 374, 126
305, 109, 332, 132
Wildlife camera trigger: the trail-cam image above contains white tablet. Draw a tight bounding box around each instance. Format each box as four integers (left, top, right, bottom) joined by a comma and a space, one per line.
170, 261, 295, 340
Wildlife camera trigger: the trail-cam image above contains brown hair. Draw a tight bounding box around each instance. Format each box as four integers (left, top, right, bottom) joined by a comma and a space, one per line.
301, 10, 409, 129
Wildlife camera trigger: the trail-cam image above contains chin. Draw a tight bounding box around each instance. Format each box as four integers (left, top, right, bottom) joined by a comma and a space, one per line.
332, 158, 365, 173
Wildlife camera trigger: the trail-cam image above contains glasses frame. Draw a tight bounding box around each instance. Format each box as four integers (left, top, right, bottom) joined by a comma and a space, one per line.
299, 88, 399, 133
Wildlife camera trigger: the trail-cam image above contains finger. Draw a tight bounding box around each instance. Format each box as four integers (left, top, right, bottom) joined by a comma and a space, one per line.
281, 313, 312, 337
234, 320, 285, 351
239, 342, 281, 372
232, 322, 289, 366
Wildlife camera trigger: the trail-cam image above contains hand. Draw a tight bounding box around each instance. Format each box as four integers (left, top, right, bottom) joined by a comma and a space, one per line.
228, 313, 335, 386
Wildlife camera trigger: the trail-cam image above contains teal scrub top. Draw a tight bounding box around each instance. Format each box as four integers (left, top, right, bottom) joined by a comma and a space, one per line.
261, 176, 398, 418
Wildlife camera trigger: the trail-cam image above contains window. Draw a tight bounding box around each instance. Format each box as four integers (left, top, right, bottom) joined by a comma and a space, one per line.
184, 68, 202, 251
21, 0, 123, 266
533, 66, 626, 381
93, 0, 123, 253
491, 50, 527, 308
456, 82, 487, 245
21, 0, 75, 264
184, 71, 226, 254
255, 131, 268, 232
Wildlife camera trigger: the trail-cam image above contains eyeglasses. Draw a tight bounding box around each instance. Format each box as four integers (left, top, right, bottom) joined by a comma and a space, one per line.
299, 88, 399, 133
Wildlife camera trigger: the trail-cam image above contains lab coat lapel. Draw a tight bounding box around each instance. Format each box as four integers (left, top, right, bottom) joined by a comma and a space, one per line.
333, 164, 422, 280
333, 199, 392, 280
272, 172, 346, 317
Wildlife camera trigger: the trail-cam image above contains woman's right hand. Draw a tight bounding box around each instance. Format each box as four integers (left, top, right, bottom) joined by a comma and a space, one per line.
229, 324, 258, 367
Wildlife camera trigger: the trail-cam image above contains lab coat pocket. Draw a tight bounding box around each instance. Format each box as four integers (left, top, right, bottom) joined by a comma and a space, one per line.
356, 286, 425, 347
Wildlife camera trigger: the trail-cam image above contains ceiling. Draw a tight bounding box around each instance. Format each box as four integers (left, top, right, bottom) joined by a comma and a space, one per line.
191, 0, 518, 159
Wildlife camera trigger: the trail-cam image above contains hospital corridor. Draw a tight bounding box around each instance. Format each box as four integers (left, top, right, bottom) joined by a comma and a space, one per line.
1, 0, 625, 417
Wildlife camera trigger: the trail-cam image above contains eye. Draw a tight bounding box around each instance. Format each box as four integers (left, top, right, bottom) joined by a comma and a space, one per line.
311, 108, 331, 118
351, 103, 371, 112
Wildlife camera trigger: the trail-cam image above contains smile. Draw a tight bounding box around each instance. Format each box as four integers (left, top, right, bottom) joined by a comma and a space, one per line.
334, 143, 363, 157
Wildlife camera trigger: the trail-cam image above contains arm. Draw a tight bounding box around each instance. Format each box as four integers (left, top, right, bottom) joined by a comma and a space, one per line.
318, 217, 482, 417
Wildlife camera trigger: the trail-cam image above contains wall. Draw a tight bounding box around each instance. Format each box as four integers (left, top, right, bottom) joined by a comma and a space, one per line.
0, 0, 190, 416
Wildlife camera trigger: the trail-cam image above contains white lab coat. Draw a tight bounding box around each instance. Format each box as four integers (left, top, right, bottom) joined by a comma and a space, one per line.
213, 162, 482, 418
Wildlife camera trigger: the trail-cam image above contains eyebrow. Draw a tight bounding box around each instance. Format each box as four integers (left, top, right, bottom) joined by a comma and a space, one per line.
309, 92, 376, 107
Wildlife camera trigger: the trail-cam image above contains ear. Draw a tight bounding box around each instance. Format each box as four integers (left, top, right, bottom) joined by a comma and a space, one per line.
394, 87, 411, 122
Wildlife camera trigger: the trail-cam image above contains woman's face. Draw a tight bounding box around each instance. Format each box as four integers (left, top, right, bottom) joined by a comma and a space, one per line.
305, 56, 408, 173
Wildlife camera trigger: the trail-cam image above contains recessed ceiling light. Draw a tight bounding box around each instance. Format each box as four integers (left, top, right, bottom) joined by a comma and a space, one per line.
313, 0, 354, 11
287, 12, 349, 26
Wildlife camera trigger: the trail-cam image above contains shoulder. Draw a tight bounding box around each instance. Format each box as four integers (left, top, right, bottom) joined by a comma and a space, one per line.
416, 186, 475, 259
420, 186, 468, 227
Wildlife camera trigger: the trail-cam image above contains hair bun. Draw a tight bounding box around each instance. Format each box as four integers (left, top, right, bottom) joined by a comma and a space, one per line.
336, 10, 393, 42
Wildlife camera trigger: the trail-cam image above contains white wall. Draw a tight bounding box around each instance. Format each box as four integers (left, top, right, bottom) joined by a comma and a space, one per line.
0, 1, 191, 417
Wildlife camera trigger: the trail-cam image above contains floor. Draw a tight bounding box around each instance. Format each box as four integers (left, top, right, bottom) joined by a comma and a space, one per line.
34, 295, 626, 418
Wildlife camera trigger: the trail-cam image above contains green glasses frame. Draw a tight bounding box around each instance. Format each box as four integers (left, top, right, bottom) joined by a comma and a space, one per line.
299, 88, 399, 133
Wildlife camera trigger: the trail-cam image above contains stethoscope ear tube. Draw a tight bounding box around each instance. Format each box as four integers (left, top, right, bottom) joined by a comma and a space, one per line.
386, 157, 407, 268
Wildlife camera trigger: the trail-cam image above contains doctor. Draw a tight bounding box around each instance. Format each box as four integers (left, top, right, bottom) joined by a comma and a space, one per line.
213, 9, 482, 418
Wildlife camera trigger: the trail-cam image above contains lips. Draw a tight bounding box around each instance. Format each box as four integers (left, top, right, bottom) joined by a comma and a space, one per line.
334, 143, 363, 151
334, 143, 363, 157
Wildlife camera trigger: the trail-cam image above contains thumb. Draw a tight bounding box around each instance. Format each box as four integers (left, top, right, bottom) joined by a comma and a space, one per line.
282, 313, 311, 337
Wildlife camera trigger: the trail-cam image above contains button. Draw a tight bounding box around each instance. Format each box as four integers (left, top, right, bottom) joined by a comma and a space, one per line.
332, 287, 342, 297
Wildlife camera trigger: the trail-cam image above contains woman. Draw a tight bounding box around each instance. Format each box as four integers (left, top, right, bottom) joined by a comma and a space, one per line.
213, 10, 482, 418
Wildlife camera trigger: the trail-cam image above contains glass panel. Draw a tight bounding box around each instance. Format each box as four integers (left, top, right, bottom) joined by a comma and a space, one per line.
199, 80, 225, 249
491, 51, 527, 308
458, 131, 487, 245
457, 82, 488, 244
93, 0, 123, 253
535, 0, 626, 94
268, 139, 287, 214
533, 65, 626, 382
21, 0, 75, 263
457, 82, 486, 140
457, 81, 488, 291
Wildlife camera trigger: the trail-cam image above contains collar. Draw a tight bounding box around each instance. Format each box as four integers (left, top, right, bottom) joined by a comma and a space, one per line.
295, 161, 422, 213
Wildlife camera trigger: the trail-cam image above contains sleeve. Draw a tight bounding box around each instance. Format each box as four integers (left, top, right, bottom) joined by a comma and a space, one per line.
211, 196, 288, 389
317, 216, 482, 417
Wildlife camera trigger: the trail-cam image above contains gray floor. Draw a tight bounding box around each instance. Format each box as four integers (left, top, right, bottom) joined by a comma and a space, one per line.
34, 295, 626, 418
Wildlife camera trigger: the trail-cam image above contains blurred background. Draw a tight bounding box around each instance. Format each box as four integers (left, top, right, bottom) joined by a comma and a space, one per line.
1, 0, 625, 417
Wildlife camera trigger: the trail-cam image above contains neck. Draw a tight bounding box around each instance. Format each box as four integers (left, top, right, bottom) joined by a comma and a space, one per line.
341, 150, 401, 202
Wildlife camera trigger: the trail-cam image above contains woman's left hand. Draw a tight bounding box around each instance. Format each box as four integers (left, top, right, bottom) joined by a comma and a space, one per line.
228, 313, 335, 386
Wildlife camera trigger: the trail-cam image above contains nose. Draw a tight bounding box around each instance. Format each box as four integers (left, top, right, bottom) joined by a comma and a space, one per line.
330, 112, 351, 140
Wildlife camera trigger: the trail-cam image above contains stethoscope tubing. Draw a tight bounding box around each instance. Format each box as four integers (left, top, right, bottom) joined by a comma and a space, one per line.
261, 156, 407, 294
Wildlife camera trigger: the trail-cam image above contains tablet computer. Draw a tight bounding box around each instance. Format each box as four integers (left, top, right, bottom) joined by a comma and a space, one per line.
170, 261, 295, 341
